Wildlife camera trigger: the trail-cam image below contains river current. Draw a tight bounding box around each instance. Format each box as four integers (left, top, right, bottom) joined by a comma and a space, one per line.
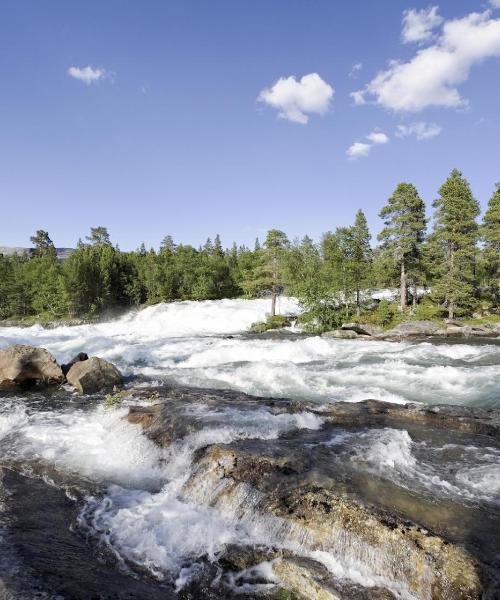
0, 299, 499, 599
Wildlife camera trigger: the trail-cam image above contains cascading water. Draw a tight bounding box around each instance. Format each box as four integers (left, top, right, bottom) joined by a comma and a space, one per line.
1, 299, 499, 599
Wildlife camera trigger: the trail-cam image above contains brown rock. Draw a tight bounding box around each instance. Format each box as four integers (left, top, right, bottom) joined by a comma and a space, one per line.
66, 356, 122, 394
0, 344, 64, 388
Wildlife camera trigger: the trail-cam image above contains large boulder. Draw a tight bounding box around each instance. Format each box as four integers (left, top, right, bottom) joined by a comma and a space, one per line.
383, 320, 440, 338
66, 356, 123, 394
0, 344, 64, 388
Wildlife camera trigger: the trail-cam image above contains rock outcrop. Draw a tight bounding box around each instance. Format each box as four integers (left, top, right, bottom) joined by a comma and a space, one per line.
341, 322, 383, 336
321, 329, 359, 339
0, 344, 64, 388
184, 445, 483, 600
65, 356, 123, 394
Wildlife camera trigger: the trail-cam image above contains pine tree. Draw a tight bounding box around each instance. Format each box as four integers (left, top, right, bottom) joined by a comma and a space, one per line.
263, 229, 289, 316
351, 209, 372, 314
482, 183, 500, 306
431, 169, 480, 319
378, 183, 427, 312
30, 230, 56, 258
86, 226, 112, 246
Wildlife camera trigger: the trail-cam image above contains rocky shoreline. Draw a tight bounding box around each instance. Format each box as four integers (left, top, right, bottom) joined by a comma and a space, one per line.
320, 319, 500, 341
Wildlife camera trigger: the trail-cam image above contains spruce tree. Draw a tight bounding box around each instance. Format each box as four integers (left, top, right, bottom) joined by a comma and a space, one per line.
431, 169, 480, 319
351, 209, 372, 314
482, 184, 500, 306
378, 183, 427, 312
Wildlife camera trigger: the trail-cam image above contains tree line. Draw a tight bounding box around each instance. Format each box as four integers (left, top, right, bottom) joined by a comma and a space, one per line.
0, 169, 498, 327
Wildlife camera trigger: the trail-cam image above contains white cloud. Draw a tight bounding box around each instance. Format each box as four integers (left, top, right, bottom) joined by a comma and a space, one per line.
349, 62, 363, 78
347, 142, 371, 159
396, 121, 442, 140
347, 130, 389, 159
257, 73, 334, 124
67, 65, 105, 85
352, 10, 500, 112
367, 131, 389, 144
402, 6, 443, 44
490, 0, 500, 8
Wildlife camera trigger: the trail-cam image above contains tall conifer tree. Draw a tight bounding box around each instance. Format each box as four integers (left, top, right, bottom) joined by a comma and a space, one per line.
431, 169, 480, 319
482, 183, 500, 306
378, 183, 427, 312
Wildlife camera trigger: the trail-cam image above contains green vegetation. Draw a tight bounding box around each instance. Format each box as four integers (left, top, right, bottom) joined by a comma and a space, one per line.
0, 169, 498, 329
250, 314, 289, 333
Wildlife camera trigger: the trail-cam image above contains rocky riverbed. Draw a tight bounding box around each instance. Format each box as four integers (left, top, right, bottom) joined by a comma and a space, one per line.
1, 299, 499, 599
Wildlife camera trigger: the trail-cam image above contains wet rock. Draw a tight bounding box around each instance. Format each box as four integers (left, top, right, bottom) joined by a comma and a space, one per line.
341, 323, 383, 337
0, 344, 64, 388
322, 399, 500, 441
381, 320, 440, 339
66, 356, 123, 394
185, 446, 483, 600
321, 329, 359, 339
272, 557, 396, 600
61, 351, 89, 376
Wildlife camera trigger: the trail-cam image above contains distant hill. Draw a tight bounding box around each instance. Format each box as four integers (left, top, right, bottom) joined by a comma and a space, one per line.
0, 246, 74, 262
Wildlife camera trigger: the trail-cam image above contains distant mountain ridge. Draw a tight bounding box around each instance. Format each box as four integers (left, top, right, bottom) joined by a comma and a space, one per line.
0, 246, 74, 262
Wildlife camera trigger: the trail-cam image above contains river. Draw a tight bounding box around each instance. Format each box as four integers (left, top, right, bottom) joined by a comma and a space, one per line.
1, 299, 499, 599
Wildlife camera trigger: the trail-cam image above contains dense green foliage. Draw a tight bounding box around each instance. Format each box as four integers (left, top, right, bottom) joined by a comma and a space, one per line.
0, 170, 498, 325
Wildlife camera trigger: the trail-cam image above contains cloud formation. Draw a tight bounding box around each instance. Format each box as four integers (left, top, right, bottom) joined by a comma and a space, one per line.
396, 121, 442, 140
349, 63, 363, 78
258, 73, 334, 124
491, 0, 500, 8
347, 130, 389, 159
402, 6, 443, 43
347, 142, 371, 159
351, 10, 500, 112
67, 66, 106, 85
366, 131, 389, 144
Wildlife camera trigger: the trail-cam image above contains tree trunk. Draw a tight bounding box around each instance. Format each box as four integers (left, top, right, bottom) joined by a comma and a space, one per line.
413, 282, 417, 307
400, 260, 407, 313
356, 289, 360, 316
448, 245, 455, 320
271, 255, 278, 317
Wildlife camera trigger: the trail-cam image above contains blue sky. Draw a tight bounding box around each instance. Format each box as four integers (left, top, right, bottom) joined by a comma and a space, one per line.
1, 0, 499, 250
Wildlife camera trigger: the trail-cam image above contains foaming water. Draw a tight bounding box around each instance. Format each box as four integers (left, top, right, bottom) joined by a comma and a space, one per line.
1, 299, 499, 407
326, 427, 500, 504
78, 405, 325, 581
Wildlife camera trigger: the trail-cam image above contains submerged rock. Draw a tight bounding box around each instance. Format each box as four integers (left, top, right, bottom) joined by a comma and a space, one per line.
322, 399, 500, 440
66, 356, 123, 394
0, 344, 64, 388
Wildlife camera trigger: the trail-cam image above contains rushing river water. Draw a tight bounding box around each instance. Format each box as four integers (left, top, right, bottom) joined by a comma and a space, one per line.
1, 299, 500, 599
1, 298, 500, 407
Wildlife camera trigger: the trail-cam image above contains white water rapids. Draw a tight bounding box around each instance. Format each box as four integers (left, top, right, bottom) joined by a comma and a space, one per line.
1, 297, 499, 407
1, 299, 500, 598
